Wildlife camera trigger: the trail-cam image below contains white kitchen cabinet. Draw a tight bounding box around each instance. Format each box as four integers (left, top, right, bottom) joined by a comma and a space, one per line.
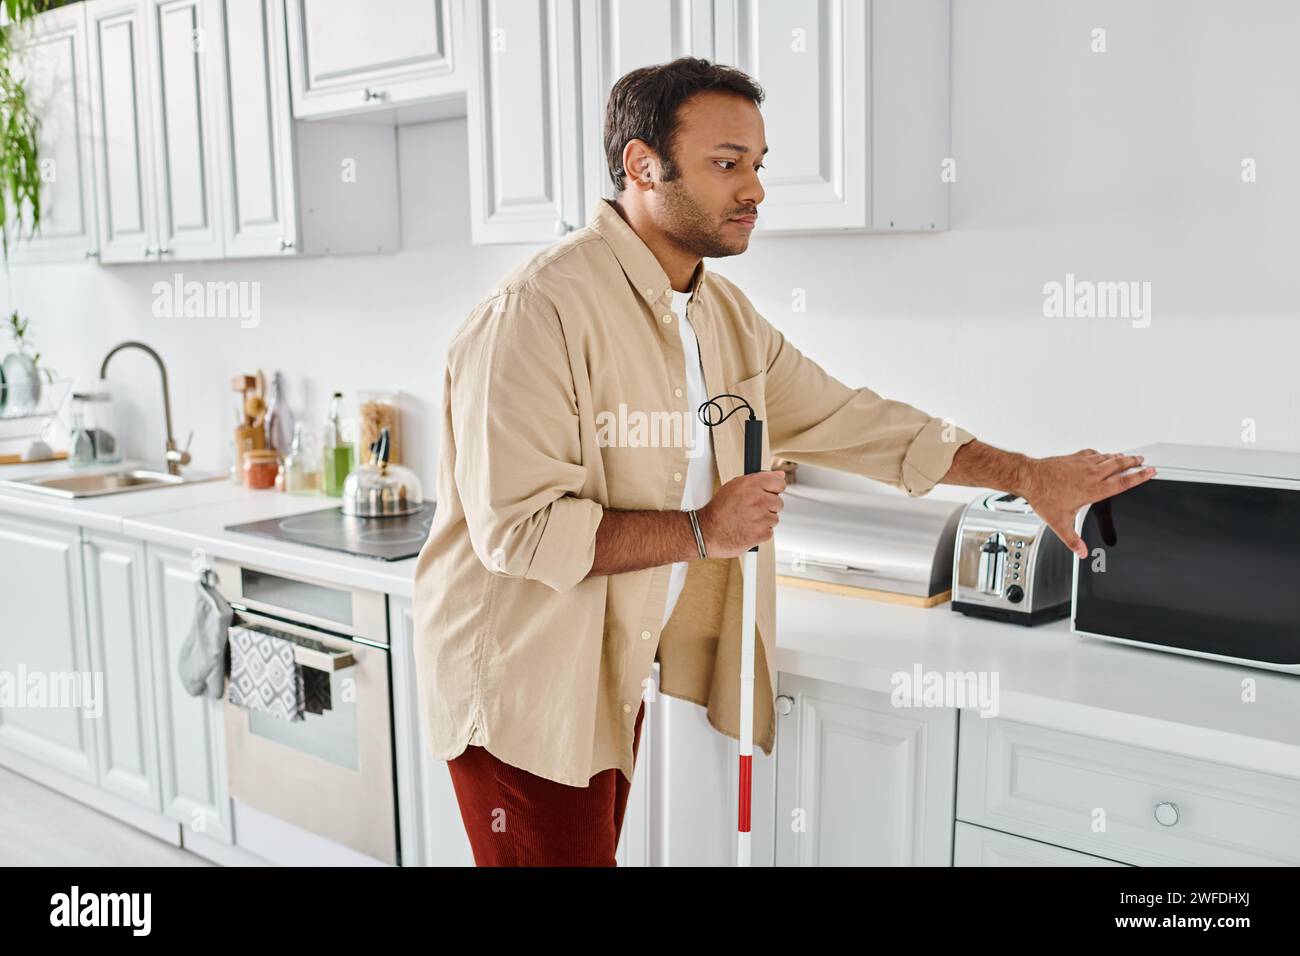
81, 531, 162, 812
956, 712, 1300, 866
85, 0, 158, 263
146, 543, 233, 844
711, 0, 950, 233
630, 667, 778, 866
774, 673, 957, 866
142, 0, 226, 260
86, 0, 226, 262
954, 822, 1128, 867
578, 0, 716, 217
0, 514, 95, 782
285, 0, 464, 119
207, 0, 297, 257
465, 0, 585, 244
86, 0, 400, 262
388, 595, 474, 866
10, 2, 99, 263
211, 0, 401, 257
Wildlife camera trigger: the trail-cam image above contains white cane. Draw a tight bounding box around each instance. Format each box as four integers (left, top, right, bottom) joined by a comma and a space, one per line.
699, 395, 764, 867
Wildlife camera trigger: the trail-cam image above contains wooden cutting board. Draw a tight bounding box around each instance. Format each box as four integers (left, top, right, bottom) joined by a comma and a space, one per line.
0, 450, 69, 466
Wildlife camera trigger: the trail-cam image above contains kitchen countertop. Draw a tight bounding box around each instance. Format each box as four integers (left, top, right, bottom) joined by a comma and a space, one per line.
2, 459, 1298, 777
774, 585, 1300, 777
0, 460, 417, 596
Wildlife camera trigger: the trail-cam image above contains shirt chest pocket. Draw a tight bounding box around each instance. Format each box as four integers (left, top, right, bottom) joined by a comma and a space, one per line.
717, 370, 771, 477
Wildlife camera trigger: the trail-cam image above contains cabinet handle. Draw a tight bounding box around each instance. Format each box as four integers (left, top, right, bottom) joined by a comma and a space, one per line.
362, 87, 386, 102
775, 694, 794, 716
85, 248, 99, 259
279, 238, 295, 251
144, 245, 158, 257
1153, 801, 1180, 827
157, 247, 174, 256
553, 219, 571, 236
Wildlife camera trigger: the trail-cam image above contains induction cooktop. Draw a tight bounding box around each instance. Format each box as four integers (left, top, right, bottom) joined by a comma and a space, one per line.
225, 503, 435, 561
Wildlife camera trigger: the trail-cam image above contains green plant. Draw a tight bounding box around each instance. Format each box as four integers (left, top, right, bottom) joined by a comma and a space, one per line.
6, 307, 53, 378
0, 0, 52, 261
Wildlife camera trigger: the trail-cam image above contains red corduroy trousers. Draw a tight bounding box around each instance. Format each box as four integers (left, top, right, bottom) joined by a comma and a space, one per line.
446, 701, 646, 866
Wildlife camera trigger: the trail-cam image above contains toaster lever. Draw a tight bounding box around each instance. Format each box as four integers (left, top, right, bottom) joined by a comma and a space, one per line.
978, 532, 1009, 595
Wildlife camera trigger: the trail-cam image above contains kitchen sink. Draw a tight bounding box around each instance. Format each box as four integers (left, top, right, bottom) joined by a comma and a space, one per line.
0, 467, 224, 498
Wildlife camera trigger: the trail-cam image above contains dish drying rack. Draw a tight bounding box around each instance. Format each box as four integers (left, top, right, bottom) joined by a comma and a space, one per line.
0, 377, 73, 462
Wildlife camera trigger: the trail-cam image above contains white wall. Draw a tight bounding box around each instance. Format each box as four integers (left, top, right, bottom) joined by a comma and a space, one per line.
4, 0, 1297, 494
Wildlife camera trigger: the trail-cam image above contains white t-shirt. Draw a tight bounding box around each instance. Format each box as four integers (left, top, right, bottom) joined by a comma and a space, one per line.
662, 288, 715, 628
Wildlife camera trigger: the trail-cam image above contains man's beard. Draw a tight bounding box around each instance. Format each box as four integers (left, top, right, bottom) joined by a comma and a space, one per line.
659, 179, 748, 260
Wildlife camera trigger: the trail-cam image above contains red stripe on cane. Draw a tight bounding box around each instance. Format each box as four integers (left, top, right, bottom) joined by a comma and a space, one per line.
738, 755, 752, 832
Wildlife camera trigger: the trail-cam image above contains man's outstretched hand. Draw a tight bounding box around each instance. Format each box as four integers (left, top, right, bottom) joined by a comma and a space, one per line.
1018, 450, 1156, 558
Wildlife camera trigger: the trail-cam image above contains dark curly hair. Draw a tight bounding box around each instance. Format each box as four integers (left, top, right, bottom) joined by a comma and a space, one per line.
603, 57, 764, 193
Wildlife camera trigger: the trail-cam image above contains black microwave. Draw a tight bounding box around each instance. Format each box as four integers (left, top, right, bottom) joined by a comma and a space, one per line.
1072, 443, 1300, 674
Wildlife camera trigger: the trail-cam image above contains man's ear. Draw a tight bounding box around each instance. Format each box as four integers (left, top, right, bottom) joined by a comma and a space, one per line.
622, 139, 658, 192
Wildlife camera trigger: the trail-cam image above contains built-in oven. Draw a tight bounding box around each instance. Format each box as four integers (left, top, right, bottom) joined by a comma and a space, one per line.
212, 558, 399, 865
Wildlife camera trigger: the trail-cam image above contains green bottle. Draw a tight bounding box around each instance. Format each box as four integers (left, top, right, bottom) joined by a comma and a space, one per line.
322, 391, 354, 497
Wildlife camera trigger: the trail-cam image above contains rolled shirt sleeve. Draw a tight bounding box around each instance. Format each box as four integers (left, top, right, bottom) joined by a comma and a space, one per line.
448, 289, 604, 592
756, 313, 976, 497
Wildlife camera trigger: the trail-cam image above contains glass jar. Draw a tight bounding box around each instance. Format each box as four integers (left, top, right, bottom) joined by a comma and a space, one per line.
283, 422, 322, 494
358, 390, 401, 465
69, 409, 96, 467
69, 386, 121, 465
242, 449, 280, 490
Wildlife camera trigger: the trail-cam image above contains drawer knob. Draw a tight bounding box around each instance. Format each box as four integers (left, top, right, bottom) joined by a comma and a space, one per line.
775, 694, 794, 716
1153, 801, 1180, 827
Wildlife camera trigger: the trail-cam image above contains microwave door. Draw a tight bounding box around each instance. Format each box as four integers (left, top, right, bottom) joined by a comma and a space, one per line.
1075, 477, 1300, 667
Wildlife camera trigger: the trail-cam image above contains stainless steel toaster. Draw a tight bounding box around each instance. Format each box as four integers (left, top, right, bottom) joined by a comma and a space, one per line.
952, 492, 1073, 625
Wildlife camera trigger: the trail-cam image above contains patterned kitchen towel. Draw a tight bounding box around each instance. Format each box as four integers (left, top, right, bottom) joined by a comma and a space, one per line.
301, 666, 332, 715
227, 626, 305, 722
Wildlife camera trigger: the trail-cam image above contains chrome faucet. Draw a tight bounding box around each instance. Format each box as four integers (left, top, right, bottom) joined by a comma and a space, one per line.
99, 341, 193, 476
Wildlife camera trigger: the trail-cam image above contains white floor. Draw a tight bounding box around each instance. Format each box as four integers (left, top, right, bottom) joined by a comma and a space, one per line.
0, 766, 211, 866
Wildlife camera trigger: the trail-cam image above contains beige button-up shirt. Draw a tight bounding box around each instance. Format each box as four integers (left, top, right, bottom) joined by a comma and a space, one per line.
412, 198, 976, 787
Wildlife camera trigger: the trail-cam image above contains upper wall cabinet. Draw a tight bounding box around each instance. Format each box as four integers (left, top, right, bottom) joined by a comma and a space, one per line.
711, 0, 950, 233
285, 0, 465, 119
85, 0, 225, 262
10, 3, 99, 264
578, 0, 716, 218
84, 0, 158, 262
144, 0, 226, 258
79, 0, 399, 263
465, 0, 585, 245
208, 0, 297, 257
466, 0, 950, 244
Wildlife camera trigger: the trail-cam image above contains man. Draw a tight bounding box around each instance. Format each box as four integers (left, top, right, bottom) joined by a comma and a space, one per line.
412, 58, 1154, 866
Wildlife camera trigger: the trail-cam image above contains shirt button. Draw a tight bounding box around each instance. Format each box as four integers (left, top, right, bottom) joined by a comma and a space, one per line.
662, 314, 673, 323
640, 629, 651, 640
674, 387, 683, 398
623, 703, 632, 714
673, 472, 682, 482
644, 287, 654, 296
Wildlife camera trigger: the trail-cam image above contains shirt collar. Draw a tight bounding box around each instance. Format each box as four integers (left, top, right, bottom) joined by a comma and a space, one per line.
590, 197, 708, 312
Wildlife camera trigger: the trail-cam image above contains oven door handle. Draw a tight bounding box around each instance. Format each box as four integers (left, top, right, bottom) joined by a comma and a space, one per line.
230, 611, 359, 672
291, 644, 355, 672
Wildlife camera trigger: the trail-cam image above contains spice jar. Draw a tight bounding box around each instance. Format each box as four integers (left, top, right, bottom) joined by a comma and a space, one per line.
242, 449, 280, 490
358, 390, 401, 465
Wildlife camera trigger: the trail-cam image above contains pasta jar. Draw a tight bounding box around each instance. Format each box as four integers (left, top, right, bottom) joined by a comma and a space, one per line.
358, 390, 401, 465
242, 449, 280, 490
